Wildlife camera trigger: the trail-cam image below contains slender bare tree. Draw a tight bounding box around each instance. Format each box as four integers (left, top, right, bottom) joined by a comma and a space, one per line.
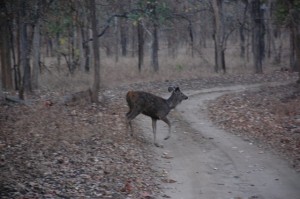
212, 0, 226, 73
250, 0, 265, 74
0, 1, 13, 90
89, 0, 100, 103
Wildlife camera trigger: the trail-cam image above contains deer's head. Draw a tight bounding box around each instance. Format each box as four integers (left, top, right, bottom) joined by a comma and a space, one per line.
167, 86, 188, 108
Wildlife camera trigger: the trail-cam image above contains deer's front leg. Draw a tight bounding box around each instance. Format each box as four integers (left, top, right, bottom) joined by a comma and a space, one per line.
151, 118, 161, 147
161, 117, 171, 140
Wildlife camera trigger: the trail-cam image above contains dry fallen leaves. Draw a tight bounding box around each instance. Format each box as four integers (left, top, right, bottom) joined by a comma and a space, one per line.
208, 83, 300, 171
0, 71, 298, 198
0, 98, 160, 198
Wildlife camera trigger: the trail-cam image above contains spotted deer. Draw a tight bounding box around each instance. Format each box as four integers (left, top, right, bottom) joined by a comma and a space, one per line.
125, 86, 188, 147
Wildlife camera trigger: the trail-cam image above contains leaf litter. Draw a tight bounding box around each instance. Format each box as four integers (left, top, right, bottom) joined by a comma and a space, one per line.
208, 81, 300, 171
0, 71, 299, 198
0, 97, 159, 198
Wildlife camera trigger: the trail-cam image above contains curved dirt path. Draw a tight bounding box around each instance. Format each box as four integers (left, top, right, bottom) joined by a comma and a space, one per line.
136, 84, 300, 199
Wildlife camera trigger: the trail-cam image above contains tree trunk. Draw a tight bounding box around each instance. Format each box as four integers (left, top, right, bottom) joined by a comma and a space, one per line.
149, 1, 159, 72
250, 0, 265, 74
151, 23, 159, 72
0, 75, 3, 102
292, 25, 300, 83
32, 19, 41, 89
212, 0, 225, 73
15, 14, 22, 90
89, 0, 100, 103
83, 24, 90, 72
239, 25, 246, 58
0, 10, 13, 90
120, 19, 127, 57
67, 22, 76, 73
83, 10, 90, 72
137, 21, 144, 72
8, 17, 20, 90
20, 0, 31, 97
290, 26, 296, 71
188, 22, 194, 58
286, 1, 300, 83
265, 0, 278, 61
114, 18, 119, 62
222, 49, 226, 73
79, 26, 85, 71
71, 22, 76, 72
131, 23, 135, 57
239, 2, 248, 59
275, 35, 282, 64
296, 33, 300, 83
54, 32, 61, 69
167, 29, 177, 58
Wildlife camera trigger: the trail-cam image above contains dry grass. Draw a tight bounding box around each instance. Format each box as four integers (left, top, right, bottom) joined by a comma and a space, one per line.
39, 45, 288, 93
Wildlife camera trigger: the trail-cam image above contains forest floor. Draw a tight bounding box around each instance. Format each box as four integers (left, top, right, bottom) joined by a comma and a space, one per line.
0, 71, 299, 198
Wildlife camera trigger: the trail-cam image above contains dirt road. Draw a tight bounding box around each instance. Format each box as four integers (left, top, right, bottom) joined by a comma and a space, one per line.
137, 85, 300, 199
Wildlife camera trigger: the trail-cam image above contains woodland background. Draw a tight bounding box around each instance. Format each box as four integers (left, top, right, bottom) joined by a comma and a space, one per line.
1, 1, 300, 198
0, 0, 299, 101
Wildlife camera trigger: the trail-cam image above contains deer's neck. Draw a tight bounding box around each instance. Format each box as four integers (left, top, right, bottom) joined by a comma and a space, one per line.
166, 94, 179, 109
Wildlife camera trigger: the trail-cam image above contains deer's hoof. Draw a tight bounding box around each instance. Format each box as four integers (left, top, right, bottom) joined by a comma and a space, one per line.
164, 136, 170, 140
155, 143, 163, 148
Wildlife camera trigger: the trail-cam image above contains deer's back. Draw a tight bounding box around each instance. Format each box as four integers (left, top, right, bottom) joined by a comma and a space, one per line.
126, 91, 170, 119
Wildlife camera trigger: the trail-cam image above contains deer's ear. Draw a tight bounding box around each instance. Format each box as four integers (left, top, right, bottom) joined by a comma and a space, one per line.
175, 87, 180, 92
168, 86, 175, 92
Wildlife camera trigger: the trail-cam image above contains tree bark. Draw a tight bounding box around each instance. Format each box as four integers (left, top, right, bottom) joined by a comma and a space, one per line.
8, 17, 20, 90
292, 24, 300, 83
89, 0, 100, 103
149, 1, 159, 72
83, 18, 90, 72
290, 26, 296, 70
15, 13, 21, 90
250, 0, 265, 74
0, 75, 3, 102
239, 25, 246, 58
286, 0, 300, 83
131, 23, 135, 57
212, 0, 225, 73
151, 23, 159, 72
296, 33, 300, 83
137, 21, 144, 72
32, 19, 41, 89
114, 18, 119, 62
120, 19, 127, 56
78, 4, 90, 72
188, 22, 194, 58
0, 8, 13, 90
19, 0, 31, 97
265, 0, 278, 61
239, 1, 248, 58
167, 29, 177, 58
78, 26, 86, 71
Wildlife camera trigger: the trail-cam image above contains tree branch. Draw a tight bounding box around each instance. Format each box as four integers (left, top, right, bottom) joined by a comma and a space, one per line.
84, 9, 144, 44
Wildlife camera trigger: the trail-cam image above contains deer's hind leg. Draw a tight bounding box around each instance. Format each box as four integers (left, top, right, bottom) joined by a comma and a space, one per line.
125, 109, 141, 136
125, 111, 133, 135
